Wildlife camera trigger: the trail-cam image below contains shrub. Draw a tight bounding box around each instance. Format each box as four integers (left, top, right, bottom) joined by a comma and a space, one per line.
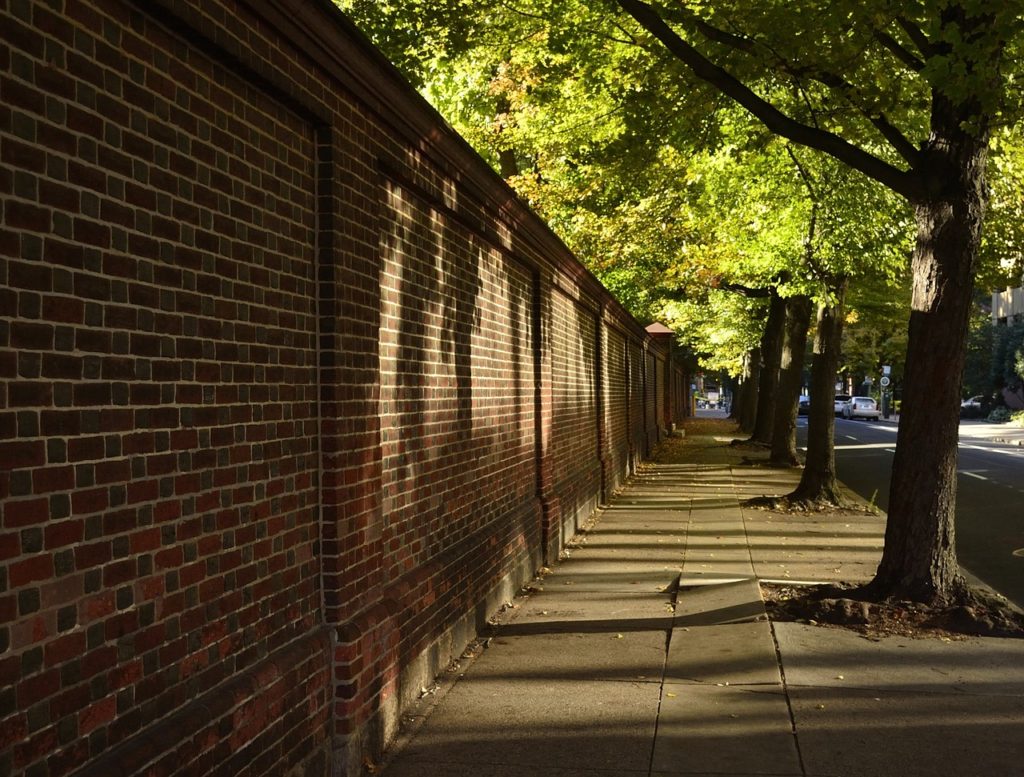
987, 406, 1012, 423
1012, 410, 1024, 428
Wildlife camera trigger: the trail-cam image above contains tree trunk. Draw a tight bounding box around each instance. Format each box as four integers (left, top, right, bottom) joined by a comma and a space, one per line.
770, 295, 812, 466
726, 375, 739, 420
737, 348, 760, 434
750, 291, 786, 444
789, 282, 846, 504
499, 148, 519, 179
871, 114, 989, 605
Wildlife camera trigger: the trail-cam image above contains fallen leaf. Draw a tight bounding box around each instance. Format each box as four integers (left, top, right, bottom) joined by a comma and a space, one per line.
615, 634, 624, 639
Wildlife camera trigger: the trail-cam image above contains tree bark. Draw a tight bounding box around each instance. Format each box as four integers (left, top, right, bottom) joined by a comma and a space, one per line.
737, 348, 759, 434
726, 374, 739, 420
750, 291, 786, 444
789, 282, 846, 504
770, 295, 812, 466
871, 106, 989, 605
498, 148, 519, 179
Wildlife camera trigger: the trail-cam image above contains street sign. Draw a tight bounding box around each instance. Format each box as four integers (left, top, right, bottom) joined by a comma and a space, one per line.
880, 376, 891, 388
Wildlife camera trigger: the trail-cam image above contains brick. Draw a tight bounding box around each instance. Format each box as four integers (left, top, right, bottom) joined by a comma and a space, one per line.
45, 519, 84, 549
10, 322, 53, 350
32, 466, 74, 493
9, 555, 55, 587
78, 695, 115, 736
3, 497, 49, 528
44, 632, 86, 667
71, 488, 108, 516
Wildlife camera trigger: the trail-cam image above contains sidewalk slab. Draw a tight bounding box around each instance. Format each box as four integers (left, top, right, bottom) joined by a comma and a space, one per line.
501, 590, 675, 637
543, 568, 681, 593
507, 590, 675, 625
386, 766, 646, 777
467, 631, 670, 683
792, 686, 1024, 777
674, 579, 764, 623
386, 677, 662, 774
775, 622, 1024, 776
774, 621, 1024, 695
667, 579, 782, 688
651, 685, 801, 775
666, 623, 781, 686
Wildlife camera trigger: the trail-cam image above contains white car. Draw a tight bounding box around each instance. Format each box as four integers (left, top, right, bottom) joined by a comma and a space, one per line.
834, 394, 852, 416
843, 396, 881, 421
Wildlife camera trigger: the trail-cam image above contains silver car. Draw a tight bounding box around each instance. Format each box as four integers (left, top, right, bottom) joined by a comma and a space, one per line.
843, 396, 881, 421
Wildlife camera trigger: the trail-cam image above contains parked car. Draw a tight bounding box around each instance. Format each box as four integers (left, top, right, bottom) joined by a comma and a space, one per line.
834, 394, 852, 416
798, 396, 810, 416
843, 396, 881, 421
960, 395, 986, 418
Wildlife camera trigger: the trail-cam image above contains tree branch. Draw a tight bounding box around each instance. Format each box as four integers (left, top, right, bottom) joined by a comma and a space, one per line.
652, 5, 920, 166
787, 65, 921, 166
873, 29, 925, 73
786, 145, 817, 202
718, 281, 772, 298
895, 16, 933, 58
617, 0, 923, 200
784, 147, 831, 283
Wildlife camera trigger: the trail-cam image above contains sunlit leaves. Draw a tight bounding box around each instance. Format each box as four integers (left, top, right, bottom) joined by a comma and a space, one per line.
338, 0, 1021, 379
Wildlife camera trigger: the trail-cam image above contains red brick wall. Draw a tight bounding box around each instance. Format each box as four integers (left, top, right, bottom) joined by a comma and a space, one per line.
628, 340, 647, 462
603, 324, 630, 495
546, 288, 599, 549
0, 1, 687, 775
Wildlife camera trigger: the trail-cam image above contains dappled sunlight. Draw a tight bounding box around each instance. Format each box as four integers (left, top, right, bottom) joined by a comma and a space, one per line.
382, 431, 1021, 777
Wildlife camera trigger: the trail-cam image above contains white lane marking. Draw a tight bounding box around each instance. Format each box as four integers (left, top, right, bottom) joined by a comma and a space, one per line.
844, 435, 858, 441
834, 443, 899, 450
885, 449, 896, 454
960, 443, 1024, 458
960, 471, 988, 481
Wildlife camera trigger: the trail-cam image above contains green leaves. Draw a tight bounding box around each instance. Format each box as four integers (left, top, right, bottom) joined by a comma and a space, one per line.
339, 0, 1020, 377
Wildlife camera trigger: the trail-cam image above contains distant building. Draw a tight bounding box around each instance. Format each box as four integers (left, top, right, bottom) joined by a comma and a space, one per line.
992, 286, 1024, 325
991, 285, 1024, 410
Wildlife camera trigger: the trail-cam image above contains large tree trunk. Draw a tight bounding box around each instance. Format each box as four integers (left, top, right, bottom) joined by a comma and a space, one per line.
770, 295, 812, 466
750, 291, 786, 444
871, 113, 989, 605
737, 348, 759, 434
789, 282, 846, 504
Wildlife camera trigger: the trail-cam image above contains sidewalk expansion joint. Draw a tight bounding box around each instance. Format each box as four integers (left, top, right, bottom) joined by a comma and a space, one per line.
647, 571, 683, 777
769, 617, 809, 777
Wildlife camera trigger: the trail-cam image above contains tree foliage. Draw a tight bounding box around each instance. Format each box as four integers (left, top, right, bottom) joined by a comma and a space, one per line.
341, 0, 1024, 605
992, 321, 1024, 394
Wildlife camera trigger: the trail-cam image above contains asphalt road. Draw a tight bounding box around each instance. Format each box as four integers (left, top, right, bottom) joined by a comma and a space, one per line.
798, 417, 1024, 609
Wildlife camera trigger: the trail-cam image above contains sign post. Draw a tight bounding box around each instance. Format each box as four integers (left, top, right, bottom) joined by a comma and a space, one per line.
880, 372, 892, 418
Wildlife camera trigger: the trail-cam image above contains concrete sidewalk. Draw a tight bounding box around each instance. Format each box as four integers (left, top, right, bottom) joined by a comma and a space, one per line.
379, 427, 1024, 777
